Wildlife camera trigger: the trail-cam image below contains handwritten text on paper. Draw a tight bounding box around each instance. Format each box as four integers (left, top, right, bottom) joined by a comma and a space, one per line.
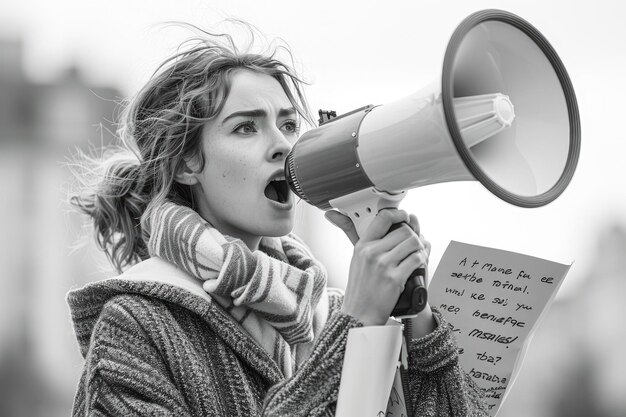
428, 241, 571, 416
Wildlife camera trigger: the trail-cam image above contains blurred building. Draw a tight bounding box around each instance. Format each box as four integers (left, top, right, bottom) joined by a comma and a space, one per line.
0, 37, 121, 417
564, 223, 626, 417
497, 223, 626, 417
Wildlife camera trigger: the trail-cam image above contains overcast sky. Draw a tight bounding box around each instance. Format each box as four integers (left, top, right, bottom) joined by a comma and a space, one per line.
2, 0, 625, 298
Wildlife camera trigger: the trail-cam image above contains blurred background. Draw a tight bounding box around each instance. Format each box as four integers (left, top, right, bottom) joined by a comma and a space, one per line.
1, 0, 624, 416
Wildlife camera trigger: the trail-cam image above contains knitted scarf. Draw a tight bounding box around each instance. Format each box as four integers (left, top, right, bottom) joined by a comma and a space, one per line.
146, 201, 329, 377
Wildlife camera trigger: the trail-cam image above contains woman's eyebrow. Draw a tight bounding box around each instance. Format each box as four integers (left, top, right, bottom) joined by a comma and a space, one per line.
221, 107, 296, 124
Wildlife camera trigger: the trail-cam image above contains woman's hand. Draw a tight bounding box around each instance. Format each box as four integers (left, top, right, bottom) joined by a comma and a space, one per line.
326, 209, 431, 326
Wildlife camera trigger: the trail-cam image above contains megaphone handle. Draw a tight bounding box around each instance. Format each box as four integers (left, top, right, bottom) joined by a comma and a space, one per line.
387, 222, 428, 318
391, 267, 428, 318
328, 187, 421, 316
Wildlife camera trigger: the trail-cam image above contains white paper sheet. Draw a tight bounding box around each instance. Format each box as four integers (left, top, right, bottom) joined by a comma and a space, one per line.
428, 241, 572, 416
335, 322, 404, 417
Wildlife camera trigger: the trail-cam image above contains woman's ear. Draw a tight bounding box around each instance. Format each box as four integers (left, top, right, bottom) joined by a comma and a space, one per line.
173, 158, 200, 186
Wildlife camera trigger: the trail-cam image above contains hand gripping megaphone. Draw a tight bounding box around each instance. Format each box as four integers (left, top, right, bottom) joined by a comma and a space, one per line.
285, 9, 581, 318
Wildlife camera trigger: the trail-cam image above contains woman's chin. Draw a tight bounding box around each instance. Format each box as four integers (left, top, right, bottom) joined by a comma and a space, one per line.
264, 215, 295, 238
271, 222, 295, 238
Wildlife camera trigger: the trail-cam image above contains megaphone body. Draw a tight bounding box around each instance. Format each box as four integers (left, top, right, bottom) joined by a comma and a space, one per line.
285, 9, 581, 318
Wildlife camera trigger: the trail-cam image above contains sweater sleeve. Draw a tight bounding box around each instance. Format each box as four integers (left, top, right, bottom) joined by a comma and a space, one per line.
406, 307, 490, 417
262, 309, 363, 417
262, 297, 490, 417
72, 297, 193, 417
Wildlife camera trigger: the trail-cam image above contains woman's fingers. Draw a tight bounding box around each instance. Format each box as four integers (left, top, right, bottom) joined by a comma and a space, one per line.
367, 227, 420, 262
408, 214, 420, 236
381, 231, 425, 266
326, 209, 430, 267
408, 213, 431, 260
395, 248, 429, 279
359, 209, 410, 242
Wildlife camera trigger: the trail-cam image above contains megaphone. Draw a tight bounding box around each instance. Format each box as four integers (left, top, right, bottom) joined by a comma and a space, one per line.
285, 9, 581, 318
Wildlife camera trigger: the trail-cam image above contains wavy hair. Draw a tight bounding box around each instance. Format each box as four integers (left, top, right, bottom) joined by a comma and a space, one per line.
69, 22, 314, 273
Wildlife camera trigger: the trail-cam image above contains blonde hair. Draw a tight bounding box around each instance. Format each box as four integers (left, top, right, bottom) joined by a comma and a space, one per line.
70, 23, 314, 273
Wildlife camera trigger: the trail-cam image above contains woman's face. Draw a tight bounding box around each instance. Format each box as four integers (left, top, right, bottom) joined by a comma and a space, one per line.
190, 70, 299, 249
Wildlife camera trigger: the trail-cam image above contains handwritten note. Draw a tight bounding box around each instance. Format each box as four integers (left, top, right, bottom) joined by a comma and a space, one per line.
428, 241, 572, 416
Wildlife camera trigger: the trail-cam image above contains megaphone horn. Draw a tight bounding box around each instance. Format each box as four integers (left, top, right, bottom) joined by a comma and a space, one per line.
285, 9, 581, 318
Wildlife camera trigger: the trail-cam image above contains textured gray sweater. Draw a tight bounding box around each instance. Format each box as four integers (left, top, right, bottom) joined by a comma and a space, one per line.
67, 258, 488, 416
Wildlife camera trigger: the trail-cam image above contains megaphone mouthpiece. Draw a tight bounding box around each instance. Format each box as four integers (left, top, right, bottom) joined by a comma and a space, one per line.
454, 93, 516, 148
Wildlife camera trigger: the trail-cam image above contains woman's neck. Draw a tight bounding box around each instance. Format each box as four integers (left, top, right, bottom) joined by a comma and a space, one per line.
241, 236, 262, 251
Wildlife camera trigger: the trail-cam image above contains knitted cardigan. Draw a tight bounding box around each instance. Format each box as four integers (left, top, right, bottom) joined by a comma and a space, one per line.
67, 257, 488, 416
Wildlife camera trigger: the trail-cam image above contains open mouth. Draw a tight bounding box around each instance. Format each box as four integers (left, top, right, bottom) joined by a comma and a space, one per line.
264, 179, 290, 204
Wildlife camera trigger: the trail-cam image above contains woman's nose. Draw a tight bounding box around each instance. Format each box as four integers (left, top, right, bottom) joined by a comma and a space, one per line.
268, 131, 293, 161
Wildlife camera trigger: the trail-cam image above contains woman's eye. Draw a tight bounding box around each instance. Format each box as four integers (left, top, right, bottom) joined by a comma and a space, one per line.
234, 121, 257, 135
281, 120, 300, 134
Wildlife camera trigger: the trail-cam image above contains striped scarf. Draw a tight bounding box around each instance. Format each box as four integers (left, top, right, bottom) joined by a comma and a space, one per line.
146, 201, 329, 377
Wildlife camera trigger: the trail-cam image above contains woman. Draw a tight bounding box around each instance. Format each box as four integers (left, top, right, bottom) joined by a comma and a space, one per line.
67, 25, 488, 416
